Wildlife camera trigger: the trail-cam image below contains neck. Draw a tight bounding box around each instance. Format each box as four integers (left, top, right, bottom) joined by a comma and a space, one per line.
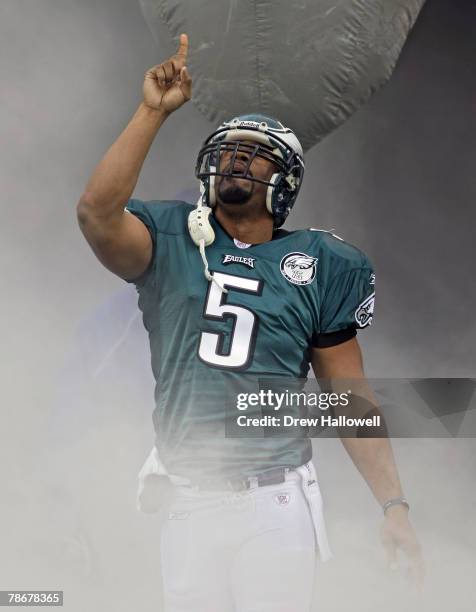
214, 205, 274, 244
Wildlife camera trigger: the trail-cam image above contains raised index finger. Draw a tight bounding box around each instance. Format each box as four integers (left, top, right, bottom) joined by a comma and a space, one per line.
176, 33, 188, 59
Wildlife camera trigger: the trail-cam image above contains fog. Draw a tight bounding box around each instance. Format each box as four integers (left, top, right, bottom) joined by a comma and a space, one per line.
0, 0, 474, 610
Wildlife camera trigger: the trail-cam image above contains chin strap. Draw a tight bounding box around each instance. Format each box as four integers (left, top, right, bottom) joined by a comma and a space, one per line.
188, 193, 228, 294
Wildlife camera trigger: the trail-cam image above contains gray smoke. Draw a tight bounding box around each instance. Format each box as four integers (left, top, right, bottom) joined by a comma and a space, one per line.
0, 0, 474, 610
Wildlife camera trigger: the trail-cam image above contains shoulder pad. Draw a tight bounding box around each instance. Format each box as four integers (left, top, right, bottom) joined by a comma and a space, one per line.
307, 227, 371, 270
309, 227, 345, 242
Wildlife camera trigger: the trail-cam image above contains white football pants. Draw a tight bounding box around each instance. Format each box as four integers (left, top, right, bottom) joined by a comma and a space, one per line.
138, 455, 332, 612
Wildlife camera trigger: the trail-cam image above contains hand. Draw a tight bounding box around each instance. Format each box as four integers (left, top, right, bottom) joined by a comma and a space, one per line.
143, 33, 192, 113
380, 506, 425, 588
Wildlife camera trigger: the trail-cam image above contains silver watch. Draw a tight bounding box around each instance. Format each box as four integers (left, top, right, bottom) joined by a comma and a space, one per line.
382, 496, 410, 514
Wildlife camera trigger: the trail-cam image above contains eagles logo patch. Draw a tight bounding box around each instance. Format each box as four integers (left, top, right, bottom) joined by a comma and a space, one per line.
355, 293, 375, 328
280, 252, 318, 286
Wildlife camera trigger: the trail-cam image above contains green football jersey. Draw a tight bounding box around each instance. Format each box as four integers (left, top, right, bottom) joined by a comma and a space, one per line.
125, 199, 375, 480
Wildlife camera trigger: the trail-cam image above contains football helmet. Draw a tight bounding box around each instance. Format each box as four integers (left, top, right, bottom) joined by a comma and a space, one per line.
195, 114, 305, 227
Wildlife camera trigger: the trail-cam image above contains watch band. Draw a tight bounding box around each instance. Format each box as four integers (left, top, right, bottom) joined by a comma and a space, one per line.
382, 496, 410, 514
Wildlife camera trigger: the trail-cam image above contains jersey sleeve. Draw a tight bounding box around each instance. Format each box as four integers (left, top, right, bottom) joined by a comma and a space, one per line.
314, 260, 375, 348
123, 198, 192, 286
125, 198, 158, 243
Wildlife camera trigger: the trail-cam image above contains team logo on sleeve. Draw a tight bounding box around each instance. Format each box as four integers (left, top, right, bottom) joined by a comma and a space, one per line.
280, 252, 318, 285
355, 292, 375, 327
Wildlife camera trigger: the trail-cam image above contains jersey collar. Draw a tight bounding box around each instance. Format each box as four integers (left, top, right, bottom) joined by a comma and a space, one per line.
210, 210, 290, 247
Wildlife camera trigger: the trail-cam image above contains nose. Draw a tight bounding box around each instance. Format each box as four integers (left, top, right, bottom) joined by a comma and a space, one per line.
236, 148, 250, 163
223, 143, 254, 161
222, 149, 249, 164
222, 147, 251, 170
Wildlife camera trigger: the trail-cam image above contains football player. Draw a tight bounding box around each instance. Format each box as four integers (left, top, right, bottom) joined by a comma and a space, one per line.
77, 33, 424, 612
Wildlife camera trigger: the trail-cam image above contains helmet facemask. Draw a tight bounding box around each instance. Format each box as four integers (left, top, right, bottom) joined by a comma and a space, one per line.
195, 117, 305, 227
189, 115, 304, 290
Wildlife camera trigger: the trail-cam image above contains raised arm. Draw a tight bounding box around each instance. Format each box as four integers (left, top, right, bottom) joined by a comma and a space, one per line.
76, 33, 192, 281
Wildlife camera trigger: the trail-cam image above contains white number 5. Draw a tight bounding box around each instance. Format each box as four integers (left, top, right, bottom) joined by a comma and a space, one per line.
198, 271, 262, 370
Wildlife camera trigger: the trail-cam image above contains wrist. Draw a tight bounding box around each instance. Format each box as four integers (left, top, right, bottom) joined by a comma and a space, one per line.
139, 102, 171, 122
385, 504, 409, 518
382, 496, 410, 517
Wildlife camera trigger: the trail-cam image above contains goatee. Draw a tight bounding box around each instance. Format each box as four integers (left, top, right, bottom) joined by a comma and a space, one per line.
218, 180, 253, 204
